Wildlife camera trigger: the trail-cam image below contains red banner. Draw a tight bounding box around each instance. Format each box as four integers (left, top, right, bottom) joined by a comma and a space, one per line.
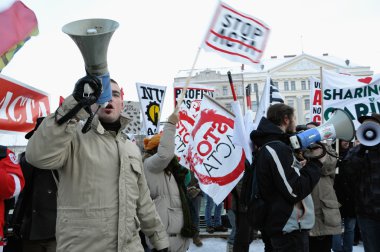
0, 74, 50, 133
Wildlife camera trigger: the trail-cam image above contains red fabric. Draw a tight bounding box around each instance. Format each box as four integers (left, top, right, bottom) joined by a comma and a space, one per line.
224, 193, 233, 210
0, 148, 24, 245
0, 0, 38, 56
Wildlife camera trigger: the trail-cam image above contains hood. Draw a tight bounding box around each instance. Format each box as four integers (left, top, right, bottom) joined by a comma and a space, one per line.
250, 117, 290, 148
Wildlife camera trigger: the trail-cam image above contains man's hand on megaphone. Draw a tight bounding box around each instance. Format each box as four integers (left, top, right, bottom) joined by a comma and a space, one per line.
73, 75, 102, 105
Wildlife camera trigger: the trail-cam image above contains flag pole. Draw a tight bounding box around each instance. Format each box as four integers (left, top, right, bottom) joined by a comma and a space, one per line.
227, 71, 237, 101
241, 64, 246, 114
175, 47, 202, 111
320, 67, 324, 124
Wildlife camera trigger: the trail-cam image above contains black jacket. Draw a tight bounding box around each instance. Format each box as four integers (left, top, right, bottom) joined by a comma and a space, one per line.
15, 152, 57, 240
250, 117, 322, 236
334, 149, 356, 218
344, 145, 380, 221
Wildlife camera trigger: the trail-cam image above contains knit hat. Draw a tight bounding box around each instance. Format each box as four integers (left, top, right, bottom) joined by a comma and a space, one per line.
358, 113, 380, 124
306, 121, 320, 127
143, 134, 161, 150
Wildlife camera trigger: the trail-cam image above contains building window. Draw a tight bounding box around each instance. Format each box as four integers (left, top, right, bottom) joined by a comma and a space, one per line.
305, 113, 310, 122
284, 81, 289, 91
253, 83, 258, 93
301, 81, 306, 90
237, 85, 243, 96
223, 86, 228, 96
308, 80, 310, 90
225, 103, 232, 111
291, 81, 296, 91
304, 99, 310, 110
287, 99, 294, 107
273, 82, 279, 89
251, 101, 258, 112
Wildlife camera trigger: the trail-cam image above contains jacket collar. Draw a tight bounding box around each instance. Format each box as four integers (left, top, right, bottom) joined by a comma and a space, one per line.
91, 114, 131, 135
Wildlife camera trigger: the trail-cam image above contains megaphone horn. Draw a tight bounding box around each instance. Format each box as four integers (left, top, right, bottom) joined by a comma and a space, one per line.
356, 121, 380, 147
62, 18, 119, 105
290, 108, 355, 149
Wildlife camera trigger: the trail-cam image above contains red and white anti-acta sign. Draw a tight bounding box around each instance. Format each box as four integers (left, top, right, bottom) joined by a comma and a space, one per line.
0, 74, 50, 133
185, 95, 245, 205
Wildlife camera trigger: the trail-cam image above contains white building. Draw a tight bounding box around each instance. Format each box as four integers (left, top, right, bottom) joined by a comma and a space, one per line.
174, 53, 373, 124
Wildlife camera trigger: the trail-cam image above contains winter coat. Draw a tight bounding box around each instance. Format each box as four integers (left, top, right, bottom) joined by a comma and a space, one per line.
16, 152, 57, 240
250, 117, 322, 236
26, 96, 169, 252
309, 143, 341, 236
334, 149, 356, 218
0, 146, 24, 247
144, 123, 190, 252
344, 144, 380, 221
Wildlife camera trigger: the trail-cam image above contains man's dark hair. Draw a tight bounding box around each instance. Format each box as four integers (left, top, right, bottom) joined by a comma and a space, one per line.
110, 78, 118, 85
266, 103, 294, 126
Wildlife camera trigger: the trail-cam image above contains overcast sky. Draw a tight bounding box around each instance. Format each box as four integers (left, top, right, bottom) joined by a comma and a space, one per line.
3, 0, 380, 123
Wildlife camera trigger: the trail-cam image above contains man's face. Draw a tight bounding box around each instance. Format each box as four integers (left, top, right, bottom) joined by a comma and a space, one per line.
285, 114, 297, 134
97, 82, 122, 123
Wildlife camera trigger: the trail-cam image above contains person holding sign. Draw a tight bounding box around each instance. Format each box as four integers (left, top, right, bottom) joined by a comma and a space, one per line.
143, 111, 194, 252
26, 79, 169, 252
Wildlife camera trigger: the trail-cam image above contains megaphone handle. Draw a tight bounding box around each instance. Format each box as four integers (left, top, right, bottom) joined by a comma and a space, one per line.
56, 102, 85, 125
82, 105, 100, 134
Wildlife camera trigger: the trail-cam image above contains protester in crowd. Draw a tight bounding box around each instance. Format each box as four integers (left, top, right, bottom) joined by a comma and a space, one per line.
205, 195, 228, 233
305, 122, 341, 252
0, 145, 24, 252
26, 78, 169, 252
186, 171, 203, 247
250, 103, 324, 252
4, 117, 58, 252
343, 113, 380, 252
230, 169, 255, 252
332, 140, 357, 252
224, 193, 235, 252
143, 111, 193, 252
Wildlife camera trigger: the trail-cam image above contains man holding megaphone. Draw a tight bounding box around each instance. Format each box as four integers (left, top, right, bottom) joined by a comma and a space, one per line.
25, 18, 170, 252
250, 103, 326, 252
343, 113, 380, 252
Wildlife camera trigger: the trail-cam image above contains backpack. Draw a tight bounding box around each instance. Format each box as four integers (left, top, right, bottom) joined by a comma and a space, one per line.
240, 141, 281, 230
240, 157, 267, 230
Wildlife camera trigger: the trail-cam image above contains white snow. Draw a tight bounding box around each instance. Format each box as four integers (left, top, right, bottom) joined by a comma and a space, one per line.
188, 237, 365, 252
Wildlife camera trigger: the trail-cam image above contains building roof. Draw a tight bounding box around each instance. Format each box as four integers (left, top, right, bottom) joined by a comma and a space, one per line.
175, 53, 368, 78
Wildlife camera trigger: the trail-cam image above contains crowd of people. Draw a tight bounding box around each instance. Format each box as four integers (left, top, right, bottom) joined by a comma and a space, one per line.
0, 77, 379, 252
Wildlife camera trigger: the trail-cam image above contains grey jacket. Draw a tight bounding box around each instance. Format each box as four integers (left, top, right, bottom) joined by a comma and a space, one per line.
144, 123, 190, 252
309, 144, 341, 236
26, 96, 169, 252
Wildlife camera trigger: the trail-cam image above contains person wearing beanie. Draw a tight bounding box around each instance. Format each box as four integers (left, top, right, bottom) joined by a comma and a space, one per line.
143, 111, 193, 252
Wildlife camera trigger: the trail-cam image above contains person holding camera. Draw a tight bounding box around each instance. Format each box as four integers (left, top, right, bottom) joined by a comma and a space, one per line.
26, 78, 169, 252
0, 145, 24, 252
305, 122, 341, 252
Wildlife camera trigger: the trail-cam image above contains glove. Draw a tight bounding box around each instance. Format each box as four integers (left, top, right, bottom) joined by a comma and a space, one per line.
72, 75, 102, 105
152, 248, 168, 252
168, 111, 179, 125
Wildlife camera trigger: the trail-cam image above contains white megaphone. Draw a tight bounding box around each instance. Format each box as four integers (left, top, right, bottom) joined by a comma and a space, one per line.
356, 121, 380, 146
290, 108, 355, 149
62, 18, 119, 105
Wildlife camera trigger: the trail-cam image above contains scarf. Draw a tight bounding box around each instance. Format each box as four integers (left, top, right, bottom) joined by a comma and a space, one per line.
165, 157, 194, 238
